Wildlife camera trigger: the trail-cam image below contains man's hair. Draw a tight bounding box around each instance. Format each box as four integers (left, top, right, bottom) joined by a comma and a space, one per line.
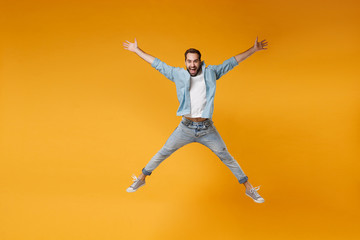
184, 48, 201, 61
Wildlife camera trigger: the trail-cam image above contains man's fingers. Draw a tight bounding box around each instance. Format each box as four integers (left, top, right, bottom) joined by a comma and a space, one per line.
126, 40, 131, 43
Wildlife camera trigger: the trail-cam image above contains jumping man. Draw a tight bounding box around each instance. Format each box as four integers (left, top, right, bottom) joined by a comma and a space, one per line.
123, 37, 268, 203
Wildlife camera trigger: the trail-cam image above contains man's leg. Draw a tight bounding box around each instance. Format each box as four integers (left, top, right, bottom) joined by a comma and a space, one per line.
142, 123, 193, 176
197, 123, 264, 203
197, 124, 248, 184
126, 122, 193, 192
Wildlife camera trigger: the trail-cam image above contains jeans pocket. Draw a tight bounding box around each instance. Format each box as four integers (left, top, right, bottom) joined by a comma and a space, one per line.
179, 122, 188, 132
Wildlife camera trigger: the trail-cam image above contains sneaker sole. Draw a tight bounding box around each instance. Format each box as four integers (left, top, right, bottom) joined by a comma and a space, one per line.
246, 193, 265, 203
126, 183, 145, 193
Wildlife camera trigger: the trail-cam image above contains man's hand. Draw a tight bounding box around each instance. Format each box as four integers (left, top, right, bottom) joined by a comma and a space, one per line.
234, 36, 268, 63
123, 38, 155, 65
123, 38, 138, 52
253, 36, 268, 52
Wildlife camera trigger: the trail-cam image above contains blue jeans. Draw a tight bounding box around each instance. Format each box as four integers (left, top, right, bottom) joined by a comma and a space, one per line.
142, 117, 248, 184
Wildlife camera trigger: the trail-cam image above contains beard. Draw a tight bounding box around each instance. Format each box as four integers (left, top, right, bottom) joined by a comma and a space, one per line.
187, 64, 202, 76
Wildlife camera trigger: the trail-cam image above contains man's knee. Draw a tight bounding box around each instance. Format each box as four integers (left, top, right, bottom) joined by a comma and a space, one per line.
158, 146, 177, 157
214, 147, 233, 161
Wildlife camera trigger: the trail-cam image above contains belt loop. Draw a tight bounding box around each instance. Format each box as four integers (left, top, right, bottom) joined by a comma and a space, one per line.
182, 117, 191, 126
204, 119, 209, 127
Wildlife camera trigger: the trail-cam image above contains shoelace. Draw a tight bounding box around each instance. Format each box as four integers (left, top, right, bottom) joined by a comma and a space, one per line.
131, 174, 138, 182
250, 186, 261, 197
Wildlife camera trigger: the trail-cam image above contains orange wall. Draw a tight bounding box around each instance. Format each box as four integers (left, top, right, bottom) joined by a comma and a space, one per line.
1, 0, 359, 239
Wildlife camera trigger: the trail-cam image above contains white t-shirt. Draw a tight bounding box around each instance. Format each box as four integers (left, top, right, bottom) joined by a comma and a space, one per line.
184, 69, 207, 118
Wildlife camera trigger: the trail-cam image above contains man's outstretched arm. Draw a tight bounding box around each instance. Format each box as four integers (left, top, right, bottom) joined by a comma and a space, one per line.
210, 37, 269, 80
123, 38, 155, 65
123, 38, 176, 82
234, 36, 268, 63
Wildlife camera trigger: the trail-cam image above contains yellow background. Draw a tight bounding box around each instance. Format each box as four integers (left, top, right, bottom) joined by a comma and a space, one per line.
1, 0, 359, 239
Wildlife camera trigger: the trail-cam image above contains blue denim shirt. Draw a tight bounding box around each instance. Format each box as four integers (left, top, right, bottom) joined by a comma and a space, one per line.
151, 56, 238, 119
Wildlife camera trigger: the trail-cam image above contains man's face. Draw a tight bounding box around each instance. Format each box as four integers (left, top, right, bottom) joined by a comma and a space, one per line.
185, 53, 202, 76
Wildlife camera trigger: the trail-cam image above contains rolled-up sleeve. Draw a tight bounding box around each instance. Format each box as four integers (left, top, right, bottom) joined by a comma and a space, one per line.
151, 58, 175, 82
208, 56, 239, 80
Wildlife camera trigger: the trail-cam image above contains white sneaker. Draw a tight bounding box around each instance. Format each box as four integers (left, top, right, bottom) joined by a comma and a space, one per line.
126, 174, 145, 192
245, 186, 265, 203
